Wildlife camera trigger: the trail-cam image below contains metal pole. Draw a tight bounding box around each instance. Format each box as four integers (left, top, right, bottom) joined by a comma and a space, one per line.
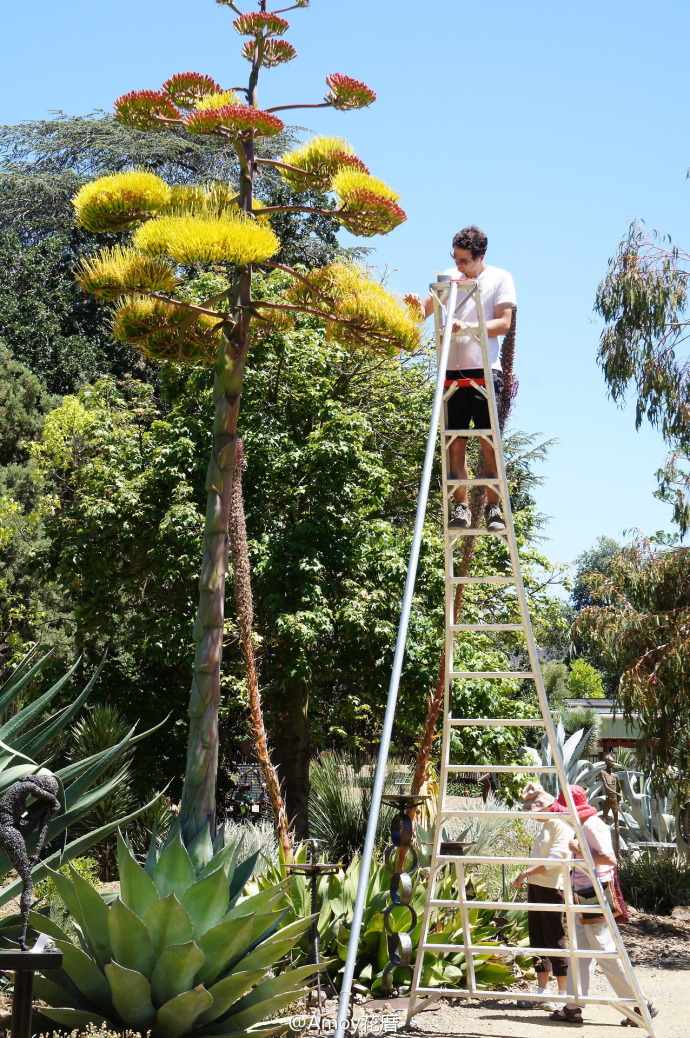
335, 279, 459, 1034
12, 970, 34, 1038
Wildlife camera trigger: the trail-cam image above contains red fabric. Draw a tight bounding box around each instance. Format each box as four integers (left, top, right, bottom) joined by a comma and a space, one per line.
550, 784, 598, 820
444, 378, 486, 388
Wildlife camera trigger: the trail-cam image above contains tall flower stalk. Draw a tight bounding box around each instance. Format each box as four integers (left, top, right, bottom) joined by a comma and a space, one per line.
73, 0, 422, 845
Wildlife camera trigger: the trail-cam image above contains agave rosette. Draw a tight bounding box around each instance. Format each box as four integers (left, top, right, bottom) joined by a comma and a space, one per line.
233, 12, 290, 37
114, 91, 182, 131
132, 213, 279, 266
112, 296, 222, 365
325, 73, 376, 111
76, 247, 178, 301
243, 38, 297, 67
73, 171, 172, 233
31, 830, 319, 1038
162, 71, 224, 109
331, 169, 406, 237
289, 263, 421, 354
184, 103, 284, 138
280, 136, 369, 193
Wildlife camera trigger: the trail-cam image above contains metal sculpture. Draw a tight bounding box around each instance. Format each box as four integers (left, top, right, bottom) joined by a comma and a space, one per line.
0, 773, 60, 950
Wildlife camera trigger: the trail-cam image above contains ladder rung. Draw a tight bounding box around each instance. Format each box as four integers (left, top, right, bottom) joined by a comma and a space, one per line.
451, 576, 516, 584
450, 671, 534, 680
444, 429, 493, 438
446, 478, 501, 486
449, 717, 544, 727
446, 528, 508, 537
429, 899, 596, 912
412, 989, 636, 1003
421, 943, 622, 959
433, 855, 570, 866
451, 623, 524, 632
440, 809, 556, 820
444, 764, 557, 773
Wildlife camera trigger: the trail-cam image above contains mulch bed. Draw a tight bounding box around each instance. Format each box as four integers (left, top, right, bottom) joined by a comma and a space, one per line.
619, 909, 690, 969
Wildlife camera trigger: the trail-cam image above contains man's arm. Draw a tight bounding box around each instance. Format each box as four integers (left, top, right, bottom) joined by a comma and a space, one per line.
486, 301, 514, 338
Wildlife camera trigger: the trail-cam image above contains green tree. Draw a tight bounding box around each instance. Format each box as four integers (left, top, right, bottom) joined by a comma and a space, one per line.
566, 658, 605, 699
572, 536, 690, 793
571, 536, 622, 612
595, 221, 690, 532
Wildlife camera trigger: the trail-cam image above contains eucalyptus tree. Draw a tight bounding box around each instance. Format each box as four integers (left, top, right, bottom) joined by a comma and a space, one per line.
72, 0, 421, 846
596, 222, 690, 533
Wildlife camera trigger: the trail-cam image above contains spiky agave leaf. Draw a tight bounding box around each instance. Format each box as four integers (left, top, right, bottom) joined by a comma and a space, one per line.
73, 171, 172, 233
76, 247, 179, 301
183, 104, 284, 139
280, 136, 369, 193
289, 263, 422, 354
132, 214, 280, 266
233, 12, 290, 37
112, 296, 222, 364
162, 72, 224, 109
114, 91, 182, 131
325, 73, 376, 110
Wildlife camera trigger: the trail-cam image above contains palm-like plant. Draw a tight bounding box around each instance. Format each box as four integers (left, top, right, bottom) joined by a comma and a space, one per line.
0, 649, 161, 916
72, 0, 422, 848
31, 830, 317, 1038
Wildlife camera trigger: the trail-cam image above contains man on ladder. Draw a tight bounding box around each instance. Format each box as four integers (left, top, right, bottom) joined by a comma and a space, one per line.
410, 225, 516, 531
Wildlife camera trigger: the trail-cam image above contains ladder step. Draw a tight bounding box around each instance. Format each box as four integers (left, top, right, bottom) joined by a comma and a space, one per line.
450, 624, 525, 632
446, 528, 508, 537
451, 576, 516, 584
444, 764, 557, 774
446, 478, 501, 486
433, 855, 570, 866
411, 989, 637, 1005
421, 943, 622, 959
440, 808, 556, 820
429, 899, 592, 912
444, 429, 493, 438
449, 717, 544, 727
450, 671, 534, 680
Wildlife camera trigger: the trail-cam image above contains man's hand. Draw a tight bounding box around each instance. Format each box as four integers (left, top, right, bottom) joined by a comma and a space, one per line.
404, 294, 426, 321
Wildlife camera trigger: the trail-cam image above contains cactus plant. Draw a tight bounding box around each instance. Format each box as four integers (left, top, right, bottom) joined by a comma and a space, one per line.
30, 829, 318, 1037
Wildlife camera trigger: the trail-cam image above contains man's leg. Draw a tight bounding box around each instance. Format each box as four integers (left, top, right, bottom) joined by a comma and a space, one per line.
448, 436, 468, 504
479, 436, 500, 506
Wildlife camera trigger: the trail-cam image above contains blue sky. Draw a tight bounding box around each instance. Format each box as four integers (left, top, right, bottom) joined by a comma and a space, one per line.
3, 0, 689, 576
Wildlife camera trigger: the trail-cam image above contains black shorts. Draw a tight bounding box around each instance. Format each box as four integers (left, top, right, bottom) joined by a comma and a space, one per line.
446, 368, 503, 433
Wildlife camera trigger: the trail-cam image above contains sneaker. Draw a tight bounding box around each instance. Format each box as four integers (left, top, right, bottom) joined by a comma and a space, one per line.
449, 502, 471, 528
484, 503, 505, 531
542, 1001, 566, 1013
516, 1000, 535, 1009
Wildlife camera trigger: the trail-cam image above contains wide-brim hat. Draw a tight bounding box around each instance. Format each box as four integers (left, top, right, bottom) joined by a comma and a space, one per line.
521, 781, 556, 813
550, 784, 598, 820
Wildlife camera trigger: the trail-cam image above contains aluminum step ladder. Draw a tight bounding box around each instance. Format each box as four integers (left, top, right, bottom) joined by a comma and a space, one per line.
405, 276, 656, 1034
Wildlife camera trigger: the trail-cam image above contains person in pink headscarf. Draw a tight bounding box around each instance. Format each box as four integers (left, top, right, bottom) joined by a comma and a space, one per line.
548, 785, 658, 1027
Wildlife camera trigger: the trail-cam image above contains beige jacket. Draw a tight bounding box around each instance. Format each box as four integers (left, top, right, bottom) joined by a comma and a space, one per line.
529, 817, 573, 889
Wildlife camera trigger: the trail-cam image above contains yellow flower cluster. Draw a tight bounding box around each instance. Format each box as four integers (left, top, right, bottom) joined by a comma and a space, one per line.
72, 171, 172, 233
281, 136, 368, 192
195, 90, 240, 110
132, 213, 279, 265
112, 296, 222, 364
76, 247, 178, 300
290, 263, 421, 355
331, 169, 400, 205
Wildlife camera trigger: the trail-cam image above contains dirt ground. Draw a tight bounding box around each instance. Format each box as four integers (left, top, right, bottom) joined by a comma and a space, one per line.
339, 910, 690, 1038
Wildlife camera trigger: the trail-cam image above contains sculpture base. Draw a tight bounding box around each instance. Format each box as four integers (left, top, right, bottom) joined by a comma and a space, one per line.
0, 950, 63, 1038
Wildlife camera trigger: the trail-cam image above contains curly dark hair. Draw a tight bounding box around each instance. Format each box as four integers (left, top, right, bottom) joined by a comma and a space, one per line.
452, 225, 488, 259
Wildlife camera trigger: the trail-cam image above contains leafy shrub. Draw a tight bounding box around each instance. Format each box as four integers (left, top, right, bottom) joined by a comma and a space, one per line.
34, 857, 101, 938
618, 849, 690, 915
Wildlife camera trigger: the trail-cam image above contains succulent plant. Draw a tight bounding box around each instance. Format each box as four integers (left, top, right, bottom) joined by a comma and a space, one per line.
30, 828, 319, 1037
0, 649, 162, 917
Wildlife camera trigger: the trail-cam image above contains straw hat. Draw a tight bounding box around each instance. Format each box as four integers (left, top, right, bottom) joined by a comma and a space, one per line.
520, 781, 556, 812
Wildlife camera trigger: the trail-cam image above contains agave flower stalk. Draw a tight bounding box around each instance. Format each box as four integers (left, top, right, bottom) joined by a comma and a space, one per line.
74, 0, 423, 845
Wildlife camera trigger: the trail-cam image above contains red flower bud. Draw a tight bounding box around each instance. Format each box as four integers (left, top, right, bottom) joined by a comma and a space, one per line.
325, 74, 376, 111
114, 90, 181, 131
162, 72, 224, 109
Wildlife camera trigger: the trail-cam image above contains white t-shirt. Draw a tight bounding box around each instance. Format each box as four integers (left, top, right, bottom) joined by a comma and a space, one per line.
442, 264, 516, 370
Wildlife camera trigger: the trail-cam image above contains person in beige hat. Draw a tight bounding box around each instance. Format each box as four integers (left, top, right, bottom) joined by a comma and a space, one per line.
511, 781, 573, 1011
